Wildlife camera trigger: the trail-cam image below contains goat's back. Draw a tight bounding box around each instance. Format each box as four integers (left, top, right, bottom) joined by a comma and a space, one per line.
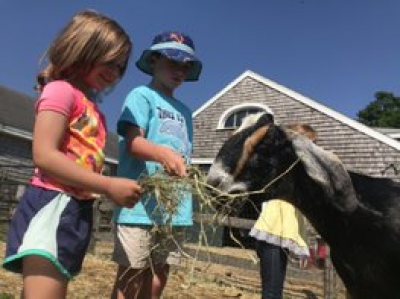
349, 171, 400, 213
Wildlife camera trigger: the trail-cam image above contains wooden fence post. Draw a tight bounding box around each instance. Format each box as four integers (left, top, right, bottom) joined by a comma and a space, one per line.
323, 256, 336, 299
88, 200, 101, 254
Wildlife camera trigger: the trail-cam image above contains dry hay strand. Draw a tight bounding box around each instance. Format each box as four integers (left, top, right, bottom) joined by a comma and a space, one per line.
129, 161, 300, 290
133, 166, 257, 290
138, 166, 255, 249
138, 165, 261, 228
138, 161, 300, 248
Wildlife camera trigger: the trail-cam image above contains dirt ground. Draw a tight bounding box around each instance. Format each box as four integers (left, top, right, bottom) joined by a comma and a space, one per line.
0, 242, 345, 299
0, 242, 261, 299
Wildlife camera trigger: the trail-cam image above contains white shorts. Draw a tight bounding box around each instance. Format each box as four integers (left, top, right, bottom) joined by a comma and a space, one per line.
112, 225, 186, 269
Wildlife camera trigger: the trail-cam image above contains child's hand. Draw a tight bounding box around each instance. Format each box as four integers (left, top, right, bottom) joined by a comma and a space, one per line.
105, 177, 142, 208
158, 147, 187, 177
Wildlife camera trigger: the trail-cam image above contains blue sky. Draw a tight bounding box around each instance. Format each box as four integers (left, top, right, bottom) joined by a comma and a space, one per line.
2, 1, 400, 132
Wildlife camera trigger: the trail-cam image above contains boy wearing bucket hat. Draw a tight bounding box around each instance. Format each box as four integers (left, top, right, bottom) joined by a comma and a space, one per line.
111, 31, 202, 299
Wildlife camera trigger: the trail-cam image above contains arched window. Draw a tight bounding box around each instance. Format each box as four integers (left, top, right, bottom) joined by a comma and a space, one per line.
224, 107, 264, 128
217, 103, 273, 129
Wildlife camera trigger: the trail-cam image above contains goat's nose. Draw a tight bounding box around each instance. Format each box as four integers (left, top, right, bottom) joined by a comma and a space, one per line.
206, 162, 226, 187
206, 173, 221, 188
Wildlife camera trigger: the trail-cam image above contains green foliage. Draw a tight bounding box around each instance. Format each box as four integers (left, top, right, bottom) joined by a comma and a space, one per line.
357, 91, 400, 128
0, 293, 14, 299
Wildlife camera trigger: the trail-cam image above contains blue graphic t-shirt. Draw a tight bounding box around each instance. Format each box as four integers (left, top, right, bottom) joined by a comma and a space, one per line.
114, 85, 193, 226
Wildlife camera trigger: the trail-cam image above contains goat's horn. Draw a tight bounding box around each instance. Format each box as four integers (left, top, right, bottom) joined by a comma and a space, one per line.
233, 125, 269, 178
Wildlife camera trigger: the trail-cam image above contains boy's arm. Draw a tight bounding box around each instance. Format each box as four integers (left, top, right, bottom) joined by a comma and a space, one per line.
125, 125, 187, 177
33, 111, 141, 207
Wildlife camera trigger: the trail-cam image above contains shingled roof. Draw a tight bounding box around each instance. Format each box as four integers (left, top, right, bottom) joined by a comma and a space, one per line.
0, 85, 119, 162
0, 85, 35, 132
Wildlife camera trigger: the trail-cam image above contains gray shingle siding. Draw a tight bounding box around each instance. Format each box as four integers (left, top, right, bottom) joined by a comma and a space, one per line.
0, 85, 35, 132
0, 134, 34, 183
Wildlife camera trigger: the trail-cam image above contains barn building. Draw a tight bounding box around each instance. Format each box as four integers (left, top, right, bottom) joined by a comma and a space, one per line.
191, 70, 400, 246
192, 70, 400, 179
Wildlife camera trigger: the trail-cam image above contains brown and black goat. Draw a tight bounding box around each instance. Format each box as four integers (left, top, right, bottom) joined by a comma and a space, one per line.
206, 112, 400, 299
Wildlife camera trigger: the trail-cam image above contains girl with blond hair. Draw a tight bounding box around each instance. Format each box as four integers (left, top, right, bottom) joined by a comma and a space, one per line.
3, 10, 142, 298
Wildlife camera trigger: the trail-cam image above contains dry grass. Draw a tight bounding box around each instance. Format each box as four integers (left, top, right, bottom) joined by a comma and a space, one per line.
0, 242, 262, 299
0, 242, 117, 298
139, 166, 258, 223
1, 241, 341, 298
137, 163, 300, 261
138, 166, 259, 251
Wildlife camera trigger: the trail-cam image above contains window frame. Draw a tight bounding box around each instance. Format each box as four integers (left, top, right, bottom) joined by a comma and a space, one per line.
216, 103, 273, 130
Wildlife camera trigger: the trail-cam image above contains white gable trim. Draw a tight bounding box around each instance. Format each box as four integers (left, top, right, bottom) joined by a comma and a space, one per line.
191, 158, 213, 165
0, 124, 32, 140
105, 157, 118, 165
193, 70, 400, 151
193, 71, 251, 117
216, 103, 273, 129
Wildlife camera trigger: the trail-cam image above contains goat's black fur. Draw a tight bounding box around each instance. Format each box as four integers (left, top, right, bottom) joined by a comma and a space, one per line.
207, 116, 400, 299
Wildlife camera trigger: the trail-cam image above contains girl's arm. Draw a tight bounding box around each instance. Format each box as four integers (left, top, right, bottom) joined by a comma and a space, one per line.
33, 110, 141, 207
125, 125, 187, 177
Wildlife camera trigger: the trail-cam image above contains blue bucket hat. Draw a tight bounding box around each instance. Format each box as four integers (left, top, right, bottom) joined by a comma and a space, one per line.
136, 31, 202, 82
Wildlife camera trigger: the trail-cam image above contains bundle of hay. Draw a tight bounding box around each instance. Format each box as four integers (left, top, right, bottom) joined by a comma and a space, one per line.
138, 166, 252, 230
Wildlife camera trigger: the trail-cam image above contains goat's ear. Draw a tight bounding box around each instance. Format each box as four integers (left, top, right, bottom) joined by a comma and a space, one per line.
288, 133, 358, 212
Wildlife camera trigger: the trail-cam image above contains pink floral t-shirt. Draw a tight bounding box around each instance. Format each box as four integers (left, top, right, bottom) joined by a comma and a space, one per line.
31, 81, 107, 200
